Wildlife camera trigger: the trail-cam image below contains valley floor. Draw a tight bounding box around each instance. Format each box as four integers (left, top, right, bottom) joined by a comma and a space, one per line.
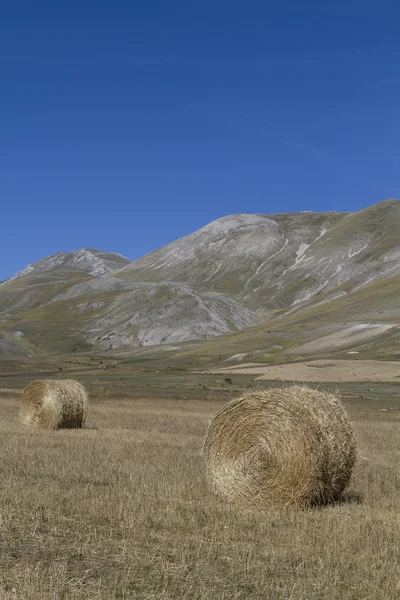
213, 358, 400, 382
0, 373, 399, 599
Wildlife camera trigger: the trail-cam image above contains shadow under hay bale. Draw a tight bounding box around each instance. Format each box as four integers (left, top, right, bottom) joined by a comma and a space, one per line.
203, 385, 356, 510
20, 379, 89, 430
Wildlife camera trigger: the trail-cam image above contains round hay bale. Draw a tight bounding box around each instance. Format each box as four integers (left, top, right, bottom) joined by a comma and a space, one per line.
20, 379, 88, 430
203, 385, 356, 509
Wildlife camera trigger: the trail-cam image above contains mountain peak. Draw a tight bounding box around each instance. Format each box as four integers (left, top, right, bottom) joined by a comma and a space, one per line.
199, 213, 268, 234
9, 248, 130, 281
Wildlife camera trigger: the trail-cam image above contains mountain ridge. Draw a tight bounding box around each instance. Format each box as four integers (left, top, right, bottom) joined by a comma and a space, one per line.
0, 198, 399, 358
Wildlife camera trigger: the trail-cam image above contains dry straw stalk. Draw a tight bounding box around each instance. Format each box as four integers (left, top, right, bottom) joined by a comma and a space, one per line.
20, 379, 89, 430
203, 385, 356, 509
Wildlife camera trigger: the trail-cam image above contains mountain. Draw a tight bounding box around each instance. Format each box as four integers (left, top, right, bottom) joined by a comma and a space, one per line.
0, 247, 262, 353
116, 212, 340, 308
9, 248, 130, 281
116, 200, 400, 310
0, 249, 130, 316
0, 199, 399, 358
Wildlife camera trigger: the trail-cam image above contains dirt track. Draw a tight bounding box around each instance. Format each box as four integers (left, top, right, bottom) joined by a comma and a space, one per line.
213, 359, 400, 383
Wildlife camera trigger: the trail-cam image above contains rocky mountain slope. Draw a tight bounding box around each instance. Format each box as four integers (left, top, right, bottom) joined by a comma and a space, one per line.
0, 250, 262, 354
0, 199, 399, 357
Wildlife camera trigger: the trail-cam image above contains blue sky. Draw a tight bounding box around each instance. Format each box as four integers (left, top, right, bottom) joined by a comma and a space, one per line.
1, 1, 399, 279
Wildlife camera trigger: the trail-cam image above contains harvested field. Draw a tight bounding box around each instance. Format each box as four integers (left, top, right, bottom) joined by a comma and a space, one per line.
0, 376, 398, 599
214, 359, 400, 382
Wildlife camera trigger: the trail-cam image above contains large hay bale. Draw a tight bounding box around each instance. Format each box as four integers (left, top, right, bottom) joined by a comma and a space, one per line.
21, 379, 88, 430
203, 385, 356, 509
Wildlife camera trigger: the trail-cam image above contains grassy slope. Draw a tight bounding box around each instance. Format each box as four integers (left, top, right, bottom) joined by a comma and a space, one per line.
163, 274, 400, 366
2, 290, 121, 354
0, 330, 37, 357
0, 270, 93, 315
3, 272, 399, 363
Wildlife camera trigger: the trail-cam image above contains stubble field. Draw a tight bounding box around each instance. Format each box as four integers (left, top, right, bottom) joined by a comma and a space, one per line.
0, 371, 399, 599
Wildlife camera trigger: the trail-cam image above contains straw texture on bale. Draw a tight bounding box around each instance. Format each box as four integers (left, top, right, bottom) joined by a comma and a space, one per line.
203, 385, 356, 509
21, 379, 88, 430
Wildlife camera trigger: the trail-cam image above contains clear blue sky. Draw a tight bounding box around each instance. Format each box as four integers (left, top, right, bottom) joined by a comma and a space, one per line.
1, 1, 399, 279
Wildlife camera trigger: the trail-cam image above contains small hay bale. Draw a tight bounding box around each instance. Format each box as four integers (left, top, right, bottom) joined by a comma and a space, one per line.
203, 385, 356, 509
21, 379, 88, 430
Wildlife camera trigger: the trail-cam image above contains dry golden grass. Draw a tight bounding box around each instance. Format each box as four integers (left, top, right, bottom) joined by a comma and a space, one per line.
0, 391, 398, 599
